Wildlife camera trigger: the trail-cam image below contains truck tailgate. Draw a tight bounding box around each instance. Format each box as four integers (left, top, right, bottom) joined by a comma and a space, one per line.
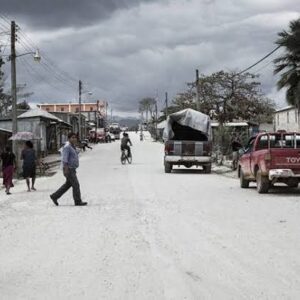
165, 140, 211, 156
270, 148, 300, 172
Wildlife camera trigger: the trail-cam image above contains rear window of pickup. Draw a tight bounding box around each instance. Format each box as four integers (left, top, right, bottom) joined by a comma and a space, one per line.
257, 134, 300, 150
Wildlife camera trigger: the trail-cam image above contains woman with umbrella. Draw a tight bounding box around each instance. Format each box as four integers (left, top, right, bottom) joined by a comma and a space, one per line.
0, 146, 16, 195
21, 140, 37, 192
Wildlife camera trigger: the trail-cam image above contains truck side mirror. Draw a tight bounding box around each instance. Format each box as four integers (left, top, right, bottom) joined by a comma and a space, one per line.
238, 148, 245, 156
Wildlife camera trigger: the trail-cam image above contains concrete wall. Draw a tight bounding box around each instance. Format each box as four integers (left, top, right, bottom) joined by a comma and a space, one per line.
274, 108, 299, 131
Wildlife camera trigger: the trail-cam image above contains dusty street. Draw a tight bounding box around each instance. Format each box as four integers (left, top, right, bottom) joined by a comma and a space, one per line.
1, 133, 300, 299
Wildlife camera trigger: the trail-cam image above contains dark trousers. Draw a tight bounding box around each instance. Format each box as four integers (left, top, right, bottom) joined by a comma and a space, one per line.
121, 145, 131, 157
51, 168, 82, 204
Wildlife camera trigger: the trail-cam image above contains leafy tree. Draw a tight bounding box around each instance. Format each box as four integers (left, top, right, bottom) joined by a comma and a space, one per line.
0, 51, 11, 117
274, 18, 300, 107
167, 71, 274, 125
16, 100, 30, 110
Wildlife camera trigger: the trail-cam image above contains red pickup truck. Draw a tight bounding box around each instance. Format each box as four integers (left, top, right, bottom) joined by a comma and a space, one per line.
238, 132, 300, 193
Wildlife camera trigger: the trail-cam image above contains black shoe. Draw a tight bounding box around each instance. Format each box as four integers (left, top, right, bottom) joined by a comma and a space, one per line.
50, 195, 59, 206
75, 201, 87, 206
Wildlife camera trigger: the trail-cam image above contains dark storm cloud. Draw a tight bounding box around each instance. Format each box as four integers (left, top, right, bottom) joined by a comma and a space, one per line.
2, 0, 300, 114
1, 0, 159, 29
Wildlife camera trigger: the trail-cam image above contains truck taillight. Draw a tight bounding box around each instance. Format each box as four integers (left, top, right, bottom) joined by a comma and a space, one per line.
165, 143, 173, 155
165, 144, 170, 154
264, 153, 272, 161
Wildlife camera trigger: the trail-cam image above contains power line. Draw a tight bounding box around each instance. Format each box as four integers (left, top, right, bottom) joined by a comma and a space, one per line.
0, 13, 79, 87
18, 56, 75, 98
17, 41, 77, 90
237, 45, 281, 75
253, 60, 273, 74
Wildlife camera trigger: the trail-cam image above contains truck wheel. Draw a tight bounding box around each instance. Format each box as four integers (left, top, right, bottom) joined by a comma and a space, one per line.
287, 179, 298, 188
164, 162, 172, 173
203, 164, 211, 174
256, 170, 269, 194
240, 169, 249, 188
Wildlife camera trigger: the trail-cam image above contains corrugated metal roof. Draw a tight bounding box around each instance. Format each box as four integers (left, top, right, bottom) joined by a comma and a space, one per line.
0, 128, 12, 133
275, 105, 295, 113
18, 108, 63, 122
211, 122, 249, 127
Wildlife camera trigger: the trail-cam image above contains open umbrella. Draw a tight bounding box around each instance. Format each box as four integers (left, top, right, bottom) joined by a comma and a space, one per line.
9, 132, 40, 141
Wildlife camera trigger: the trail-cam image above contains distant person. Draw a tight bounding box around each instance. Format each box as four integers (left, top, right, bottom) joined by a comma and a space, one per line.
0, 146, 16, 195
80, 139, 93, 152
121, 132, 132, 157
21, 141, 37, 192
231, 136, 242, 170
50, 132, 87, 206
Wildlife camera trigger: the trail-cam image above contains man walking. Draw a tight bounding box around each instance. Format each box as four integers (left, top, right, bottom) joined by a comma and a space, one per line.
50, 132, 87, 206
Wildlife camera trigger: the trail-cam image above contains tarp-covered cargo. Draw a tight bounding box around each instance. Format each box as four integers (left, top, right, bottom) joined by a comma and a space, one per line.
163, 108, 212, 141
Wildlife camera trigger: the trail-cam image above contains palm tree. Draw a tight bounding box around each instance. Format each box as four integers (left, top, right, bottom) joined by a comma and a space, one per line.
274, 18, 300, 106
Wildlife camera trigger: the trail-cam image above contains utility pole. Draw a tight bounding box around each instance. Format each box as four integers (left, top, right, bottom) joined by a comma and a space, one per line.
78, 80, 82, 140
165, 92, 169, 119
155, 100, 158, 141
11, 21, 17, 137
10, 20, 18, 171
195, 69, 200, 111
110, 108, 113, 123
94, 111, 98, 142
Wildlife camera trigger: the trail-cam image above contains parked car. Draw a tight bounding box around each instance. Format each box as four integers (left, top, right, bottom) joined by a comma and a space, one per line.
109, 133, 116, 141
238, 131, 300, 193
109, 123, 121, 140
163, 108, 212, 173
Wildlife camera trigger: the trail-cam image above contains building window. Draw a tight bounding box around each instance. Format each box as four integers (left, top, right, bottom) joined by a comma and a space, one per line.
287, 111, 289, 123
61, 108, 64, 112
76, 108, 79, 113
277, 114, 279, 125
90, 107, 93, 111
46, 108, 49, 112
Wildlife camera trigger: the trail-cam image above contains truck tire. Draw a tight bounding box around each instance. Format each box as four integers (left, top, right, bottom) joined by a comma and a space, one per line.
287, 179, 298, 188
240, 169, 249, 188
164, 162, 172, 173
256, 170, 269, 194
203, 164, 212, 174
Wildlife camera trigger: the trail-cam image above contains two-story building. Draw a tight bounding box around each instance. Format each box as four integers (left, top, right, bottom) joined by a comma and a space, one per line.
37, 100, 108, 128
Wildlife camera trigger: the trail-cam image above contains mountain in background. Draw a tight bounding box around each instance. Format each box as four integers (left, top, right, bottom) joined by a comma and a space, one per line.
110, 116, 140, 129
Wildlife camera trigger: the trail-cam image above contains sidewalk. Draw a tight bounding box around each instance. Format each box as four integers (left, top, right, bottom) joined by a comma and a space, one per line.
212, 160, 238, 179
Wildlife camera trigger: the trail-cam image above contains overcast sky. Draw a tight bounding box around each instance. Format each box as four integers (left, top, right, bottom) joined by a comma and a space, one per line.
0, 0, 299, 116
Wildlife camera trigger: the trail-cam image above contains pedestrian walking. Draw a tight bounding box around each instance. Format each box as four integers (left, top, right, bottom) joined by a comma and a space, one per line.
50, 132, 87, 206
231, 135, 243, 170
0, 146, 16, 195
21, 141, 37, 192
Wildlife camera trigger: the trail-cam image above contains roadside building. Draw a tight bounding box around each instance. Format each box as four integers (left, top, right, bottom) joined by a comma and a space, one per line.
0, 128, 12, 153
274, 106, 299, 132
38, 100, 108, 128
0, 108, 71, 156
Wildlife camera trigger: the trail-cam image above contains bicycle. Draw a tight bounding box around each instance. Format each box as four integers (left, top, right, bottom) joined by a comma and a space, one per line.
121, 149, 132, 165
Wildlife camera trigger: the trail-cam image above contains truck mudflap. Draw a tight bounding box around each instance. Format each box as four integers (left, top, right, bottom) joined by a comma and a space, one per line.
269, 169, 300, 180
164, 155, 211, 163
